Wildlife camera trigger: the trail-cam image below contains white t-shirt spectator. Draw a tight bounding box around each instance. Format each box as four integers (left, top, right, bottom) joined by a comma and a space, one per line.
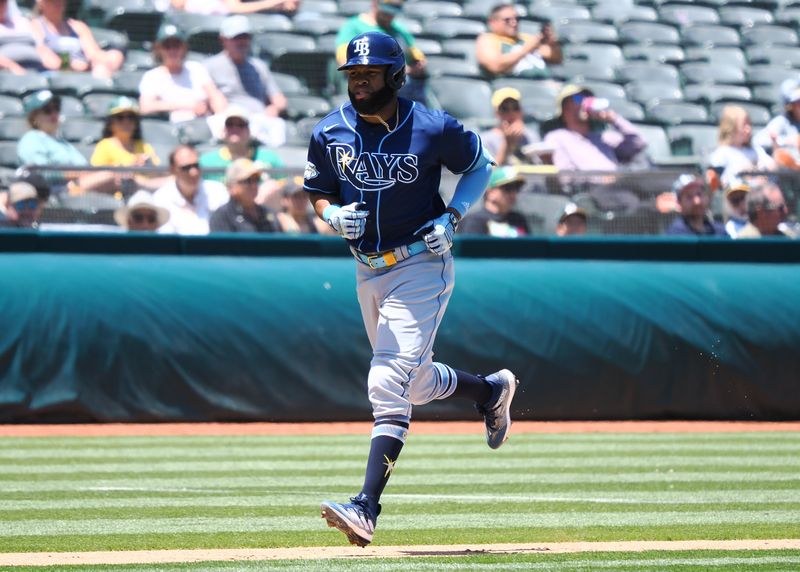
139, 61, 215, 123
154, 179, 229, 235
708, 144, 776, 188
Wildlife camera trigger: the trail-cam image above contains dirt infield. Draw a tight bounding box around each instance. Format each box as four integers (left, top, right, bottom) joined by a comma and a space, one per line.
1, 420, 799, 437
1, 540, 799, 566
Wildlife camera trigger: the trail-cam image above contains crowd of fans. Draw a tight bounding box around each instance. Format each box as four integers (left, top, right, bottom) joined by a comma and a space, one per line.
0, 0, 799, 239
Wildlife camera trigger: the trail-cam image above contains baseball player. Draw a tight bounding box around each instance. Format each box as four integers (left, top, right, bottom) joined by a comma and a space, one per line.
304, 31, 519, 548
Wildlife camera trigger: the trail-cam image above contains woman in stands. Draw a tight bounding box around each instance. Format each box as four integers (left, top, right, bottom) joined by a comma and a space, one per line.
91, 97, 168, 193
170, 0, 299, 16
30, 0, 123, 78
138, 24, 227, 125
707, 105, 777, 192
0, 0, 45, 73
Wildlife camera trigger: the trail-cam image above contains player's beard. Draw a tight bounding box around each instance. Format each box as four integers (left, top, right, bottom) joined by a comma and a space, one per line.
349, 85, 396, 115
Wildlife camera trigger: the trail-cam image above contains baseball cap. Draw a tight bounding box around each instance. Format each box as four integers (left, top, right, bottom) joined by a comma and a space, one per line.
8, 181, 38, 204
724, 179, 751, 198
377, 0, 404, 15
671, 173, 705, 196
555, 84, 593, 114
13, 168, 51, 201
156, 23, 186, 42
559, 202, 587, 223
226, 158, 263, 184
491, 87, 521, 111
113, 190, 170, 228
22, 90, 59, 114
489, 166, 525, 189
220, 15, 251, 38
781, 78, 800, 104
107, 95, 139, 116
223, 105, 250, 124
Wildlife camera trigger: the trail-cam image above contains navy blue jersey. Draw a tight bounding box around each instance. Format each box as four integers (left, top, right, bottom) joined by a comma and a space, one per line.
304, 97, 484, 252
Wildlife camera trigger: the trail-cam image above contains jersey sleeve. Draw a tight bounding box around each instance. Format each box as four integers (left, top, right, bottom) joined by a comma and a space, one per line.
303, 126, 340, 197
439, 113, 486, 174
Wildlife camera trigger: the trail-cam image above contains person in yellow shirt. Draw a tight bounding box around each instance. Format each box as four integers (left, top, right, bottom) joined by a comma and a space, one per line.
91, 96, 168, 194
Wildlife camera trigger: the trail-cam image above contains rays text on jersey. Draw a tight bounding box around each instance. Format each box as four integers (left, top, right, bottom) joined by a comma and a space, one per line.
327, 144, 419, 191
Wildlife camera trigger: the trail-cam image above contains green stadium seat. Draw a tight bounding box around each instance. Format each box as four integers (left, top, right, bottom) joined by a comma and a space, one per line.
424, 55, 481, 79
593, 4, 657, 24
491, 77, 565, 101
564, 43, 624, 70
47, 73, 114, 97
645, 100, 710, 126
0, 73, 47, 96
718, 6, 774, 28
140, 118, 179, 146
103, 8, 164, 46
623, 44, 685, 65
419, 17, 485, 40
0, 95, 24, 117
668, 123, 720, 159
283, 94, 332, 121
740, 24, 799, 47
683, 46, 745, 68
0, 117, 29, 140
746, 65, 795, 88
625, 81, 684, 107
89, 27, 129, 52
619, 21, 681, 45
683, 84, 752, 104
579, 80, 626, 100
176, 118, 214, 145
270, 50, 337, 97
681, 24, 741, 48
338, 0, 371, 18
60, 95, 87, 118
557, 21, 618, 44
551, 60, 616, 83
402, 1, 464, 21
272, 72, 309, 96
428, 77, 494, 125
0, 141, 20, 168
534, 5, 591, 23
657, 4, 720, 27
747, 46, 800, 68
616, 62, 680, 87
254, 33, 316, 60
680, 63, 746, 86
82, 93, 122, 118
60, 116, 104, 143
709, 100, 772, 126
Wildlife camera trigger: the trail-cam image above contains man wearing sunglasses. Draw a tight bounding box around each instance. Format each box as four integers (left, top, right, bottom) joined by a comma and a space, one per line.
0, 180, 43, 229
209, 158, 280, 233
476, 3, 561, 79
736, 183, 793, 238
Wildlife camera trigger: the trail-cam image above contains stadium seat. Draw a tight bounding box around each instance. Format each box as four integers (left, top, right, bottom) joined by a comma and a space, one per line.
272, 72, 309, 96
623, 44, 684, 64
47, 73, 114, 97
89, 27, 129, 52
254, 33, 316, 59
747, 46, 800, 68
440, 39, 478, 62
550, 60, 616, 83
775, 6, 800, 27
616, 62, 680, 87
709, 100, 773, 126
283, 94, 332, 121
0, 117, 29, 140
632, 122, 694, 167
657, 4, 720, 27
186, 29, 222, 55
491, 77, 564, 101
275, 144, 312, 170
123, 50, 155, 71
248, 14, 295, 33
680, 63, 746, 86
592, 4, 657, 24
176, 117, 214, 145
0, 73, 47, 96
607, 97, 645, 122
0, 141, 19, 168
740, 25, 799, 47
645, 100, 711, 126
564, 43, 624, 70
420, 17, 485, 40
82, 93, 120, 118
618, 21, 681, 46
287, 116, 319, 146
165, 12, 224, 34
718, 6, 774, 28
534, 5, 592, 24
580, 80, 626, 100
270, 50, 337, 97
0, 94, 24, 117
683, 84, 752, 104
423, 55, 481, 79
402, 1, 464, 21
60, 95, 87, 118
140, 118, 179, 146
667, 123, 720, 159
515, 193, 572, 235
337, 0, 371, 18
750, 85, 784, 107
625, 80, 684, 107
683, 47, 746, 69
112, 70, 145, 96
428, 77, 494, 124
413, 38, 443, 56
59, 116, 104, 143
557, 21, 618, 44
103, 7, 163, 46
297, 0, 338, 15
681, 24, 741, 48
295, 15, 348, 37
746, 65, 796, 88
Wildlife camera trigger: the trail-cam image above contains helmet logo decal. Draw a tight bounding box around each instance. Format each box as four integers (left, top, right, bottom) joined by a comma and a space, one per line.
353, 37, 370, 57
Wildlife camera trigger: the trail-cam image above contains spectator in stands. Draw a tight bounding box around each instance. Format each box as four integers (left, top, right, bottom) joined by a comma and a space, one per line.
476, 3, 562, 80
707, 105, 776, 192
209, 158, 280, 233
736, 184, 792, 238
199, 105, 284, 188
91, 97, 168, 194
555, 202, 587, 237
754, 79, 800, 170
204, 15, 287, 148
170, 0, 299, 16
0, 179, 44, 228
458, 166, 529, 237
723, 179, 750, 239
481, 87, 541, 166
336, 0, 430, 107
113, 190, 170, 232
154, 144, 229, 235
665, 174, 726, 237
138, 23, 228, 125
276, 176, 334, 234
30, 0, 124, 78
0, 0, 45, 73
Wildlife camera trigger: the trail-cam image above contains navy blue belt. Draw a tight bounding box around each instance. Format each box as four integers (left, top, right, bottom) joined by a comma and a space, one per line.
351, 240, 429, 269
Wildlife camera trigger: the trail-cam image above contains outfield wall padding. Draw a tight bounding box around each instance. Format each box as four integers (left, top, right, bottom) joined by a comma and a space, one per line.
1, 234, 799, 421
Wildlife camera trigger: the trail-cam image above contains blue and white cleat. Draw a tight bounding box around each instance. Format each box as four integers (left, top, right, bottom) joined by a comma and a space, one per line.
320, 493, 380, 547
477, 369, 519, 449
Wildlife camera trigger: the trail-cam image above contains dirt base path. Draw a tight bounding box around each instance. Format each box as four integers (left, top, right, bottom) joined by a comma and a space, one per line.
1, 540, 799, 566
2, 420, 799, 438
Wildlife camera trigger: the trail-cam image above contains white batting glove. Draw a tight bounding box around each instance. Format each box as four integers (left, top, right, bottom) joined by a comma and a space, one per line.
422, 211, 459, 255
325, 202, 369, 240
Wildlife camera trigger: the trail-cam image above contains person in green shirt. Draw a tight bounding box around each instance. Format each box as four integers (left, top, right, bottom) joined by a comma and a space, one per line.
335, 0, 431, 107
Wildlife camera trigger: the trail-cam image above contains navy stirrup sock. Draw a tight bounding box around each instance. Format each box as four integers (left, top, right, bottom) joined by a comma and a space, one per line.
361, 420, 408, 511
451, 369, 492, 405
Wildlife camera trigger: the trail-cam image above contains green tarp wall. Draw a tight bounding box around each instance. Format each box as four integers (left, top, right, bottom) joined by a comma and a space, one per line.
1, 232, 799, 422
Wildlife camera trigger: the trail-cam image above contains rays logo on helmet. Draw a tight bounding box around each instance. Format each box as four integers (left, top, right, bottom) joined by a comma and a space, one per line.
327, 143, 419, 191
353, 37, 370, 57
304, 161, 319, 180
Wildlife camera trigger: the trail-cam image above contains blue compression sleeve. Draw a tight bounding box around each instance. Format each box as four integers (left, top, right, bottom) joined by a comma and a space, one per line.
448, 160, 493, 219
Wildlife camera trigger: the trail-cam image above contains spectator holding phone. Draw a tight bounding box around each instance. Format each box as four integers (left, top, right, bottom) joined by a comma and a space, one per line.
476, 4, 562, 79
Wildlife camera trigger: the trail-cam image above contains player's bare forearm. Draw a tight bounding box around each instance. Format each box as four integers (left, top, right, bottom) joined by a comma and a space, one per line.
309, 192, 336, 220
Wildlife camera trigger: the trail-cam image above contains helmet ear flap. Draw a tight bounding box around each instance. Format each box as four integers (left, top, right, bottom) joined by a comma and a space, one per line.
385, 66, 406, 91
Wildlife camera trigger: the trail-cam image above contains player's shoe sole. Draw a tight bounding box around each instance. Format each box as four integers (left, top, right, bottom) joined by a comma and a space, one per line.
320, 500, 374, 548
480, 369, 519, 449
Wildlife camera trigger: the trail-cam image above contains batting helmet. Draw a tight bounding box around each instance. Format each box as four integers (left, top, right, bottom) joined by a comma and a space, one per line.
338, 31, 406, 91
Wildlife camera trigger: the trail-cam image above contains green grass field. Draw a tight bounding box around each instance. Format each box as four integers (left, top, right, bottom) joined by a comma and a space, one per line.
0, 430, 798, 570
